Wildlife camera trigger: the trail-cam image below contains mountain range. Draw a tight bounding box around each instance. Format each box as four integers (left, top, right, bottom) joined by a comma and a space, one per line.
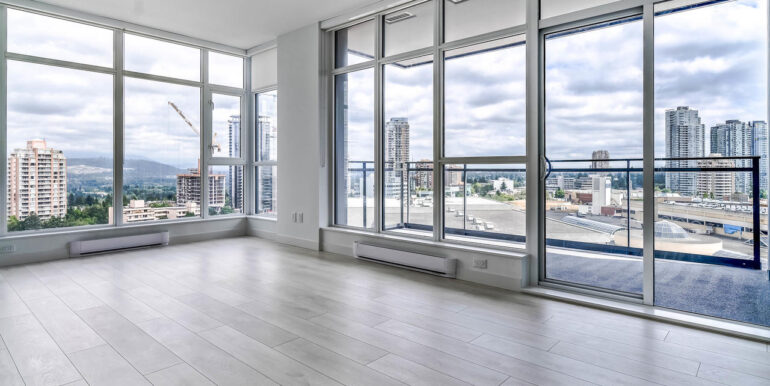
66, 157, 189, 187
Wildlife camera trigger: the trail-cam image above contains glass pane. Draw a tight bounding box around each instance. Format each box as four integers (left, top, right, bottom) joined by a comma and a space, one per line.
384, 1, 434, 57
654, 0, 769, 327
125, 34, 200, 82
544, 17, 644, 294
209, 51, 244, 88
444, 0, 525, 43
335, 20, 376, 68
209, 165, 243, 216
383, 55, 434, 233
211, 94, 241, 158
257, 90, 278, 162
540, 0, 621, 19
257, 165, 278, 216
7, 61, 113, 232
444, 36, 526, 157
7, 9, 113, 67
123, 77, 201, 223
334, 69, 375, 228
443, 164, 526, 245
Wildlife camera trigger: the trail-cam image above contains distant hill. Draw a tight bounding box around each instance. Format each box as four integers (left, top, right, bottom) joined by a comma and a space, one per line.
66, 158, 188, 186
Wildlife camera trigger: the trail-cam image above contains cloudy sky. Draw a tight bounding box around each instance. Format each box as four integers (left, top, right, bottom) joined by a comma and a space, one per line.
4, 0, 767, 169
5, 9, 245, 169
343, 0, 767, 163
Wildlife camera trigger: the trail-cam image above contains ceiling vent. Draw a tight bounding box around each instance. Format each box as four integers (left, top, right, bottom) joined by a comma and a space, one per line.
385, 11, 415, 24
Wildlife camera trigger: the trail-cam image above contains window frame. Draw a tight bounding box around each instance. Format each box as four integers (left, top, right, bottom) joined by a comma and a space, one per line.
329, 0, 529, 248
329, 0, 770, 308
254, 86, 278, 218
0, 4, 249, 236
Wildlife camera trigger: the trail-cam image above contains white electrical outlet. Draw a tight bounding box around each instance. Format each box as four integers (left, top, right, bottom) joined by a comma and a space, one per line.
0, 245, 16, 254
473, 258, 488, 269
298, 212, 303, 223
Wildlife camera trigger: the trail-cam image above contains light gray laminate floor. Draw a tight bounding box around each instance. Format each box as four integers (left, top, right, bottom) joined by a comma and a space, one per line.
0, 236, 768, 385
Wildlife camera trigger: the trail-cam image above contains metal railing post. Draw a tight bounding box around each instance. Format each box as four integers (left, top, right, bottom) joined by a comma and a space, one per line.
627, 159, 631, 251
462, 164, 467, 231
405, 164, 410, 227
363, 162, 368, 228
752, 157, 760, 270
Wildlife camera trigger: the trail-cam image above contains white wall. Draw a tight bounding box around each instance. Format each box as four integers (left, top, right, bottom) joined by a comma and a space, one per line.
321, 228, 529, 290
0, 217, 246, 267
275, 23, 325, 250
251, 47, 277, 91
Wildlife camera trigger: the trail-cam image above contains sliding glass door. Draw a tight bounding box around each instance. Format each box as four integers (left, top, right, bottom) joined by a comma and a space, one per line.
543, 15, 644, 295
539, 0, 769, 327
652, 0, 769, 326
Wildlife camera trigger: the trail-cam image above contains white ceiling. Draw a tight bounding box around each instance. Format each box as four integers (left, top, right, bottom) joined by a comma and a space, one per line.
34, 0, 378, 50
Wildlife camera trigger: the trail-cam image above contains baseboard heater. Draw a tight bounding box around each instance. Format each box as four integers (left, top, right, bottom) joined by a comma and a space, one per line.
69, 231, 169, 257
354, 242, 457, 278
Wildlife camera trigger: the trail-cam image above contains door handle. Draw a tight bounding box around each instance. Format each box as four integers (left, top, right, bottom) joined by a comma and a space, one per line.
540, 156, 552, 180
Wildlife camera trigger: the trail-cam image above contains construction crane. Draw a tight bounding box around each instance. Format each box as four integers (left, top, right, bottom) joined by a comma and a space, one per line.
167, 101, 221, 153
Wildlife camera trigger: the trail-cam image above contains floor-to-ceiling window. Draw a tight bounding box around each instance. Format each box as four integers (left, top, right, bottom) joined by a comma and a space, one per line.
123, 34, 204, 223
381, 1, 435, 236
1, 6, 248, 234
329, 0, 770, 329
256, 90, 278, 217
332, 0, 528, 245
543, 15, 644, 294
653, 0, 769, 326
6, 10, 114, 232
207, 51, 246, 216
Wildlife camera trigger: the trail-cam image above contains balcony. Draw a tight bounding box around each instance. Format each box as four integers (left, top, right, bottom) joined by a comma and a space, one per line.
344, 156, 770, 327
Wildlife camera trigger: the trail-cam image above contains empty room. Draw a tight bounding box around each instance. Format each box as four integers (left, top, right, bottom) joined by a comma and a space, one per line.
0, 0, 768, 384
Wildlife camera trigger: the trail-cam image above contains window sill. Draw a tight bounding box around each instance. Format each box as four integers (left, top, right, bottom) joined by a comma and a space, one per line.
523, 286, 770, 342
247, 215, 278, 222
321, 226, 528, 260
0, 214, 246, 241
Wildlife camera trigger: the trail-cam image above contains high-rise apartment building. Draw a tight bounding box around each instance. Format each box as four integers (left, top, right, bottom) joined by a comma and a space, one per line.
752, 121, 768, 193
696, 154, 735, 200
413, 159, 433, 191
228, 115, 243, 211
665, 106, 705, 196
7, 139, 67, 220
591, 175, 612, 215
710, 120, 753, 193
384, 117, 410, 199
591, 150, 610, 169
176, 165, 226, 208
258, 114, 277, 212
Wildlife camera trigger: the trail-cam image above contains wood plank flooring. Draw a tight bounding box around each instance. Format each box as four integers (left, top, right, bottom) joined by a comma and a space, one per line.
0, 236, 767, 385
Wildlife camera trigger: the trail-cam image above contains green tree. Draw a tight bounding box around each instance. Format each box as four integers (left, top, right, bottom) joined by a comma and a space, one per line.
7, 216, 20, 232
21, 213, 42, 230
555, 188, 565, 199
